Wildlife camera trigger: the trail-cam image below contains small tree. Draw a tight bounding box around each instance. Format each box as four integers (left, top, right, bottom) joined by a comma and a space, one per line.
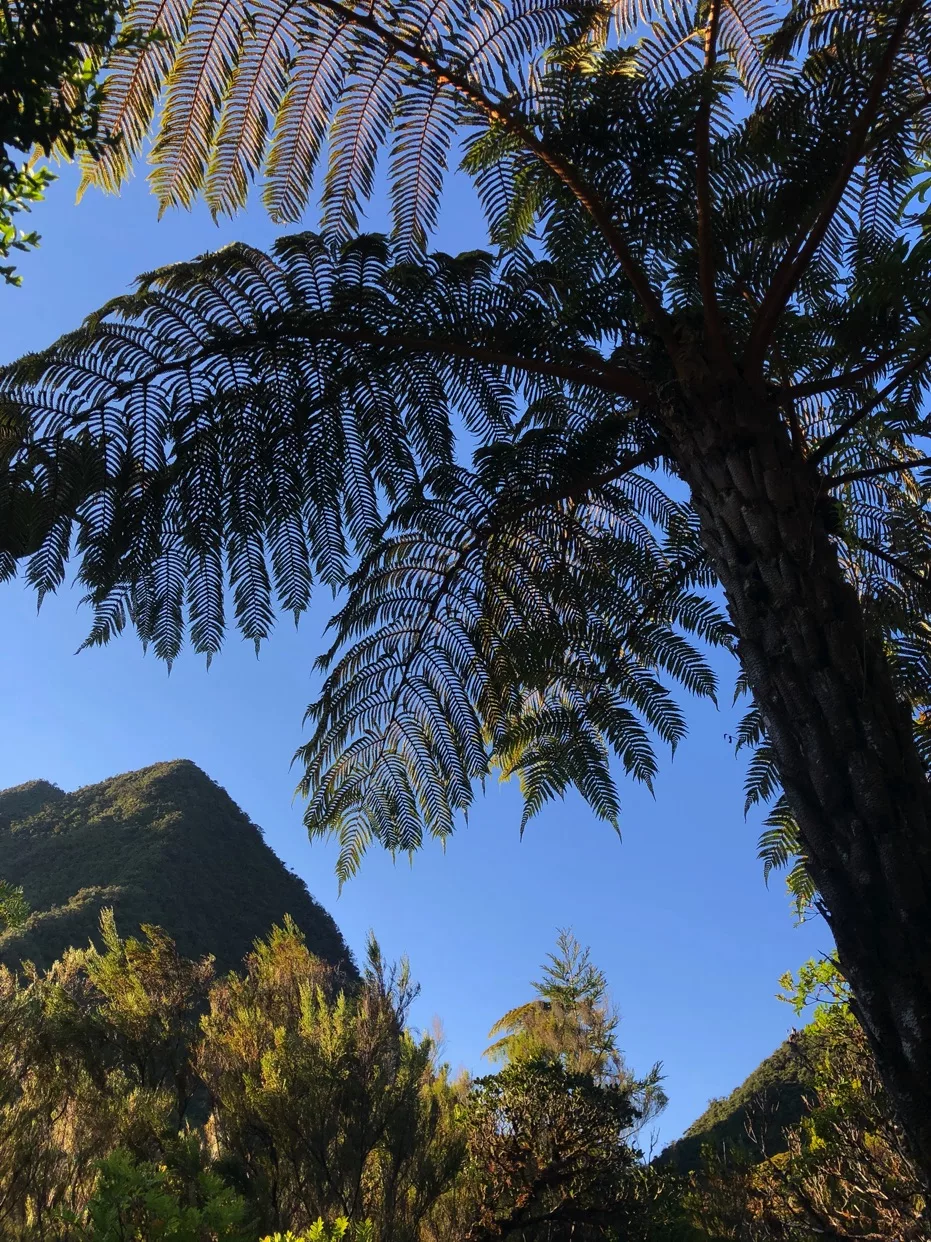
459, 933, 672, 1241
485, 930, 665, 1121
486, 930, 619, 1075
465, 1060, 642, 1241
83, 909, 216, 1127
199, 921, 464, 1240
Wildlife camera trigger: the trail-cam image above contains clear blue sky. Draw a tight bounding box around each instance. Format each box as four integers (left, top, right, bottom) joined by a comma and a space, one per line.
0, 161, 828, 1151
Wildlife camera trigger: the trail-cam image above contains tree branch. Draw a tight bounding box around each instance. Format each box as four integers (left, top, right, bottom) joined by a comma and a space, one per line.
826, 456, 931, 487
316, 330, 651, 400
745, 0, 920, 375
809, 348, 931, 467
14, 324, 652, 430
785, 346, 909, 400
313, 0, 676, 349
696, 0, 729, 362
854, 538, 930, 586
865, 88, 931, 156
773, 342, 806, 456
503, 441, 664, 522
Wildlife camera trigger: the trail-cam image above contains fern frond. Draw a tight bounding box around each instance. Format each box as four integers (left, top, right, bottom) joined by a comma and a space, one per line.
205, 3, 298, 216
151, 0, 250, 210
1, 233, 653, 669
297, 435, 718, 865
79, 0, 193, 193
757, 795, 815, 919
391, 83, 461, 255
262, 11, 354, 222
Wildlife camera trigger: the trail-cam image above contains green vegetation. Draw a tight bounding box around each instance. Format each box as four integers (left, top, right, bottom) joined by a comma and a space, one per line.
0, 917, 682, 1241
0, 880, 29, 931
0, 0, 127, 283
674, 963, 927, 1239
0, 762, 355, 975
486, 930, 632, 1077
0, 802, 922, 1242
466, 929, 671, 1239
664, 959, 882, 1175
2, 0, 931, 1174
659, 1038, 811, 1176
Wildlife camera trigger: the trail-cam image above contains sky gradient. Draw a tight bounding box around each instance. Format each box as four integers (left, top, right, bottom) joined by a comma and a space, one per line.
0, 160, 828, 1151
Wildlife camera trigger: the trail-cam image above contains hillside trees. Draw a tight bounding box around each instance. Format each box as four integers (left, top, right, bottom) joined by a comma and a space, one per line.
0, 912, 465, 1240
0, 915, 676, 1240
682, 963, 927, 1239
0, 882, 28, 931
199, 923, 464, 1240
3, 0, 931, 1184
0, 920, 218, 1237
0, 762, 357, 976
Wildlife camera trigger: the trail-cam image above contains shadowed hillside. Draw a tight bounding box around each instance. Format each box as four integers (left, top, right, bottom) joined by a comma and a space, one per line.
0, 761, 356, 976
659, 1031, 819, 1173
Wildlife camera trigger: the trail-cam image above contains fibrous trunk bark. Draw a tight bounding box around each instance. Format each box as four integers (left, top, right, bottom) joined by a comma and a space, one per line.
662, 373, 931, 1183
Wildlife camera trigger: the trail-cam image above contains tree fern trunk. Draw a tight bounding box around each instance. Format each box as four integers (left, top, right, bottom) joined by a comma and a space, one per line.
665, 378, 931, 1182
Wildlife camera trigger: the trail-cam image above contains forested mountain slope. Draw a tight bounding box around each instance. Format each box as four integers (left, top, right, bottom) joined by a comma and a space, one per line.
0, 760, 355, 975
659, 1031, 820, 1172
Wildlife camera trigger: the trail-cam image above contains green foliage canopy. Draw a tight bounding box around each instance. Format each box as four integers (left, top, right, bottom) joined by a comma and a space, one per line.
0, 912, 682, 1242
0, 0, 927, 894
0, 0, 127, 283
201, 926, 465, 1240
0, 913, 462, 1241
1, 898, 917, 1241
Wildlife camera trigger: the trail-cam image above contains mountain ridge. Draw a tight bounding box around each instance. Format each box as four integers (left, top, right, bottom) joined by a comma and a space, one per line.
658, 1030, 816, 1172
0, 760, 355, 977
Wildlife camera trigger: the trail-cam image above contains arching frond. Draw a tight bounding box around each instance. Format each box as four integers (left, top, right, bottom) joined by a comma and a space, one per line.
2, 233, 650, 663
298, 449, 728, 878
3, 230, 739, 880
84, 0, 575, 244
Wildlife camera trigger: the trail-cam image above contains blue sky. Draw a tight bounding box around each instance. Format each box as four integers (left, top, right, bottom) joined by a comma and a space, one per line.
0, 160, 828, 1151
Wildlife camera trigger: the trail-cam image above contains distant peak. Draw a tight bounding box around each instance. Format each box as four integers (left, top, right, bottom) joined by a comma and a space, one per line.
69, 759, 221, 799
0, 780, 65, 825
0, 760, 355, 977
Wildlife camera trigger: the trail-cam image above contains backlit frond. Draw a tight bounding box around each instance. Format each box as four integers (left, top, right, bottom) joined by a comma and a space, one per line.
299, 460, 726, 878
151, 0, 250, 210
5, 234, 635, 664
79, 0, 193, 192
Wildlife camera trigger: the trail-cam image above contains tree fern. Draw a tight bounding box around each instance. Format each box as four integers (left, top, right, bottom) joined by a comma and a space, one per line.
9, 0, 931, 1175
7, 1, 931, 868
